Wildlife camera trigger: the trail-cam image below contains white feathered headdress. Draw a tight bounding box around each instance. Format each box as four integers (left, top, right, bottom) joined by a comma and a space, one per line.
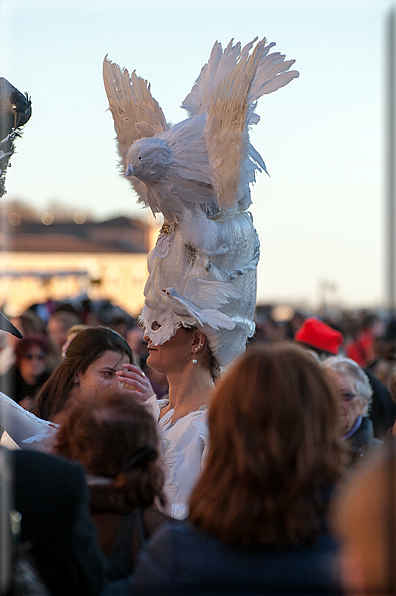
103, 37, 298, 367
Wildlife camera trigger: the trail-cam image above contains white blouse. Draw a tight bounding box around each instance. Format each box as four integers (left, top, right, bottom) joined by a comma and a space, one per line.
145, 395, 208, 520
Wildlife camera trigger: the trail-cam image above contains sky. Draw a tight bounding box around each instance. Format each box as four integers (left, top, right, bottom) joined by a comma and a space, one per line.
0, 0, 394, 311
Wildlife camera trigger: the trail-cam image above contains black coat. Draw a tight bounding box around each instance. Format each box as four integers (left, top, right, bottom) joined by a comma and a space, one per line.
89, 482, 176, 581
103, 521, 343, 596
365, 368, 396, 439
347, 416, 382, 468
11, 449, 106, 596
0, 365, 51, 404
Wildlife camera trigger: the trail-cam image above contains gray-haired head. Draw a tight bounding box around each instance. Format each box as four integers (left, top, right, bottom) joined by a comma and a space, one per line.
322, 356, 373, 416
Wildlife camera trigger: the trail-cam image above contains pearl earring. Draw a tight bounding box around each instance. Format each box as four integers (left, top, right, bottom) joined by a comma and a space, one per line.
192, 358, 198, 365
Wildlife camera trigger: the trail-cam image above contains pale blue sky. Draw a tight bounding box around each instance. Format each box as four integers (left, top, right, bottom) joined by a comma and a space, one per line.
0, 0, 393, 309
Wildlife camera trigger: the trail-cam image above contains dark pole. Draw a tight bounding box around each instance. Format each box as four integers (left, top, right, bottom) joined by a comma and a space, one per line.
386, 8, 396, 318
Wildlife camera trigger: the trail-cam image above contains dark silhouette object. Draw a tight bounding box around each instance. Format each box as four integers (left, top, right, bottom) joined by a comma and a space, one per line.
0, 77, 32, 198
1, 446, 106, 596
11, 448, 106, 596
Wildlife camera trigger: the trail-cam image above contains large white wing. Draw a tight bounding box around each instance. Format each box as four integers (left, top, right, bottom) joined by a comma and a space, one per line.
204, 38, 299, 211
181, 38, 258, 117
205, 39, 267, 211
247, 52, 299, 125
103, 56, 169, 191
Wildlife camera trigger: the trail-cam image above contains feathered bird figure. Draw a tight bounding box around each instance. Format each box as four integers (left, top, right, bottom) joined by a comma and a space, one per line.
103, 38, 298, 222
103, 38, 298, 366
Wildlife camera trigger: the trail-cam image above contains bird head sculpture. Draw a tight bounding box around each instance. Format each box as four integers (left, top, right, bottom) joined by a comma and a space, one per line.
126, 137, 171, 182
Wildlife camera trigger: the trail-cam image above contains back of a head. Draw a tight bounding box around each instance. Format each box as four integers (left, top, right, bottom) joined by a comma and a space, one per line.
362, 313, 380, 331
47, 310, 82, 350
17, 311, 47, 336
189, 343, 345, 547
332, 442, 396, 595
53, 389, 164, 509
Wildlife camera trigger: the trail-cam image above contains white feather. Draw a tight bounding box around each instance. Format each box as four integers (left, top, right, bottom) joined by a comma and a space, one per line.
164, 287, 236, 330
183, 277, 242, 309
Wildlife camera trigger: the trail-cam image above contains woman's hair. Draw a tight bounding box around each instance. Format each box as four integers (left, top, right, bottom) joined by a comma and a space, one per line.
322, 356, 373, 415
32, 327, 133, 421
14, 334, 51, 365
66, 324, 89, 341
189, 342, 345, 547
52, 389, 165, 509
13, 311, 48, 337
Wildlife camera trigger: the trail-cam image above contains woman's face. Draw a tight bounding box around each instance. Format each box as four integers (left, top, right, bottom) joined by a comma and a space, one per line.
334, 371, 369, 436
19, 345, 47, 384
73, 350, 130, 399
144, 327, 197, 374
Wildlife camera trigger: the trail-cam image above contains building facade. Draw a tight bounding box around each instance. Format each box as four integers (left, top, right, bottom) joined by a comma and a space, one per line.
0, 211, 160, 317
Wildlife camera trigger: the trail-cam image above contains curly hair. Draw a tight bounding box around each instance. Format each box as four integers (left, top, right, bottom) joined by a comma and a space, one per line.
189, 342, 345, 547
52, 389, 165, 509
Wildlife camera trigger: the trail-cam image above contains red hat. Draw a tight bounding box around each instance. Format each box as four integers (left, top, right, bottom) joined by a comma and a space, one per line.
295, 318, 343, 355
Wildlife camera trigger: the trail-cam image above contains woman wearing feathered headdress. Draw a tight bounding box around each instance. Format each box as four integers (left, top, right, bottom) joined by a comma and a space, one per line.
103, 36, 299, 519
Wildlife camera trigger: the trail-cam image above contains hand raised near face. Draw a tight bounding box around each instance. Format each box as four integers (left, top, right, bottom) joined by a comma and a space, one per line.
116, 364, 155, 403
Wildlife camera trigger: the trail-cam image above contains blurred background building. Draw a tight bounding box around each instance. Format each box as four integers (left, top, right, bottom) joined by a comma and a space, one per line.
0, 200, 160, 316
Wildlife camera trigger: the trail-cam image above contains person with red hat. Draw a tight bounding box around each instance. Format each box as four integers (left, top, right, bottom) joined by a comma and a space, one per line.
295, 318, 344, 359
295, 318, 396, 439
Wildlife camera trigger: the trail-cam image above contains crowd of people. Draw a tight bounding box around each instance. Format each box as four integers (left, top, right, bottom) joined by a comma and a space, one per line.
1, 300, 396, 595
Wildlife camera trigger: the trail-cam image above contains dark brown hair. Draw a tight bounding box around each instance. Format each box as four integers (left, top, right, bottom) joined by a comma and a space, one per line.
52, 389, 165, 509
32, 327, 133, 421
189, 342, 345, 547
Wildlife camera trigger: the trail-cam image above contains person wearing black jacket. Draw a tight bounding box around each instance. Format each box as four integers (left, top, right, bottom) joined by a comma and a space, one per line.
10, 448, 107, 596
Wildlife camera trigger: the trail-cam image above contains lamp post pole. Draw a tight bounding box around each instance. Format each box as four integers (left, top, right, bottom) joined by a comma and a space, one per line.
386, 8, 396, 318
